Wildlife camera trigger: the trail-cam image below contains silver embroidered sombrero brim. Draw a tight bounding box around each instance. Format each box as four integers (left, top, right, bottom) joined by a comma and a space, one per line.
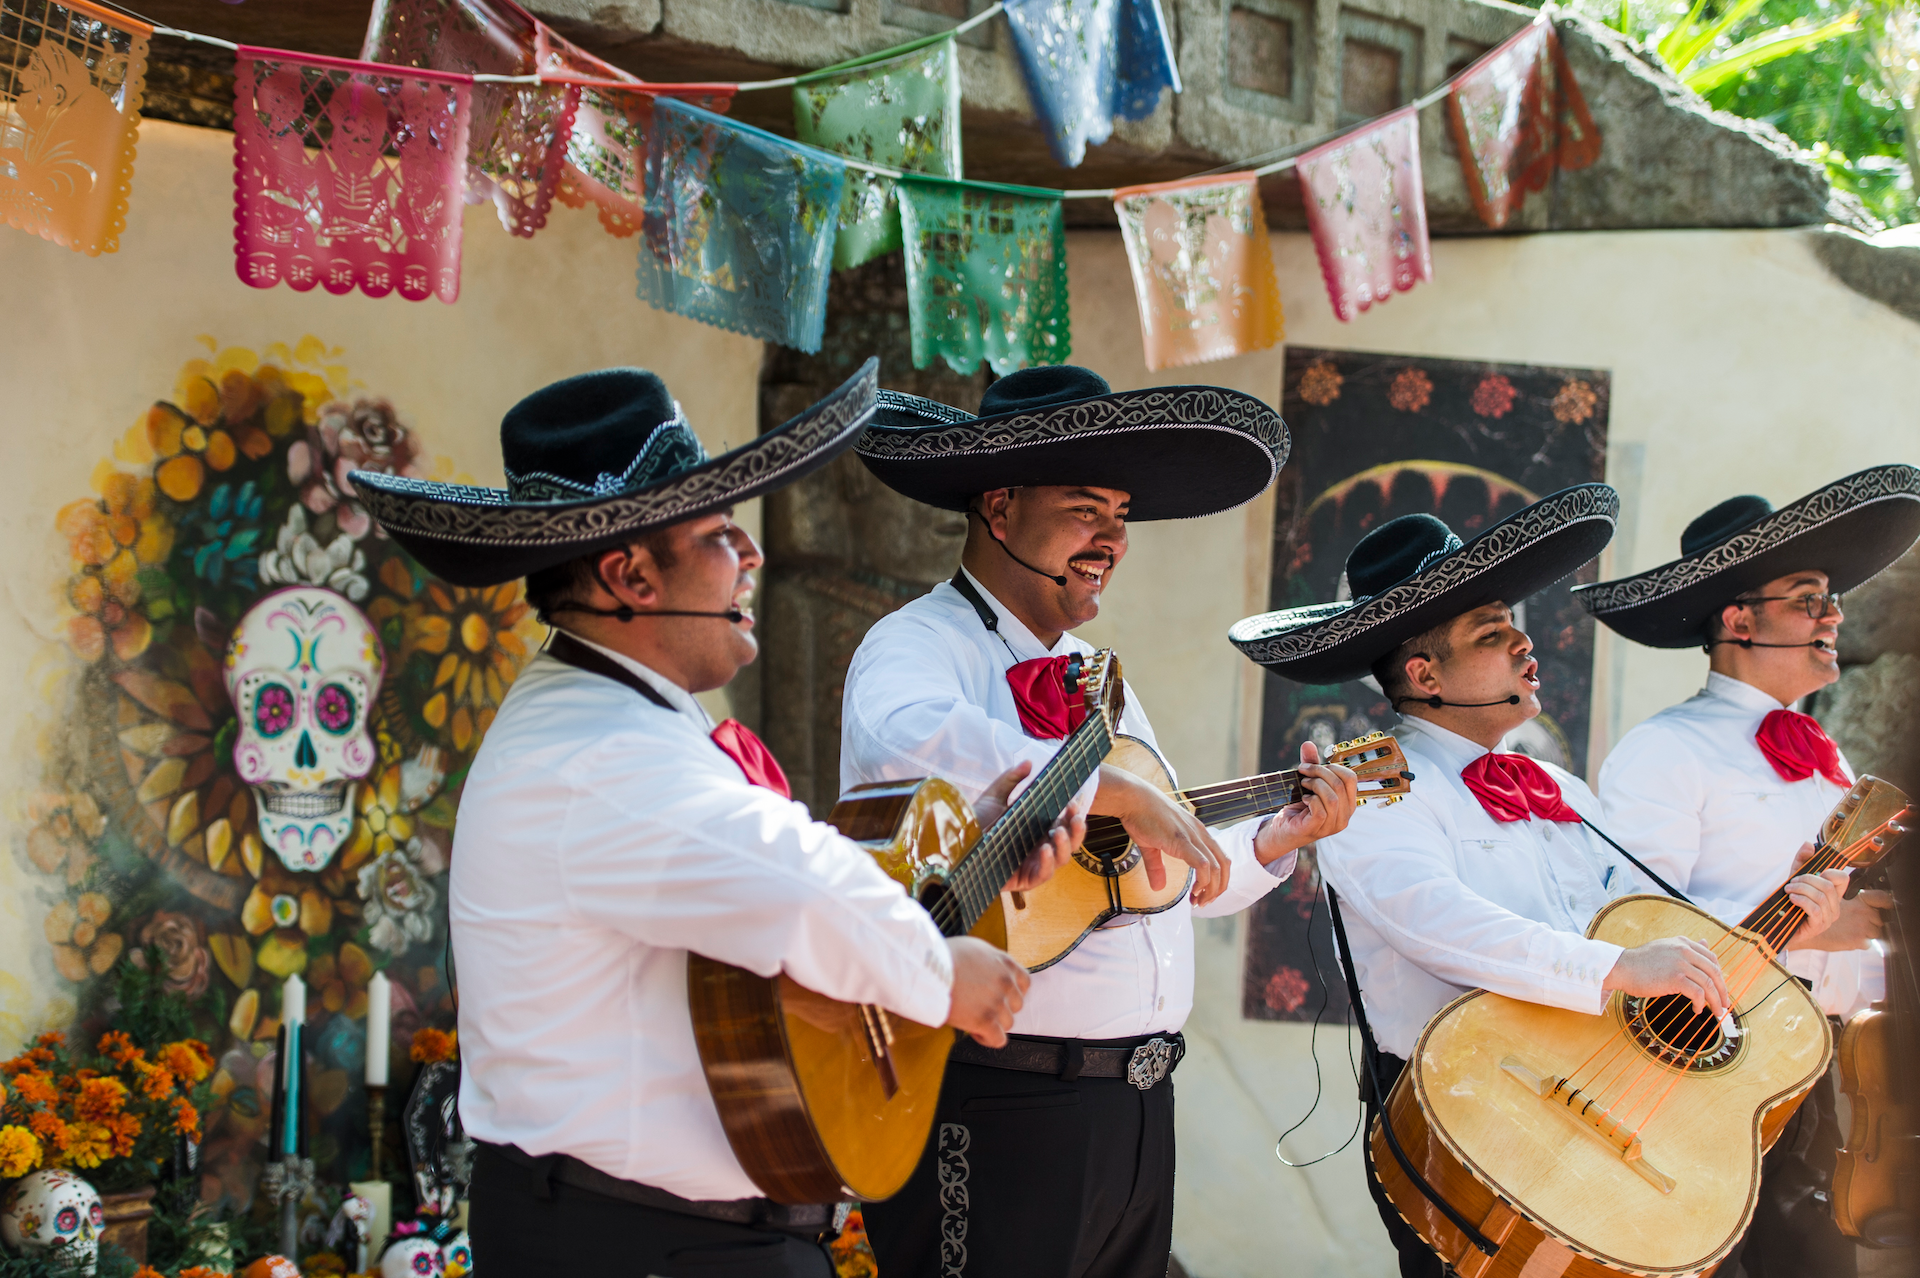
1574, 464, 1920, 649
1229, 484, 1620, 685
856, 384, 1289, 521
353, 359, 878, 587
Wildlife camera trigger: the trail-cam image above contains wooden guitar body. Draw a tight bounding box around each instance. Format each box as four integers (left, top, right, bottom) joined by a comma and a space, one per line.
688, 778, 979, 1204
1834, 1006, 1918, 1246
1380, 895, 1831, 1277
1003, 735, 1189, 970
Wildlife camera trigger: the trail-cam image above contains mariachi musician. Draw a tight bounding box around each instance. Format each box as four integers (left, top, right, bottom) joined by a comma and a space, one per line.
351, 362, 1082, 1276
837, 365, 1361, 1278
1581, 465, 1920, 1278
1226, 487, 1853, 1278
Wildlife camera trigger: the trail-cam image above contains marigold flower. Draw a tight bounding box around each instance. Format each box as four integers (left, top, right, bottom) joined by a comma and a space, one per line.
0, 1124, 42, 1177
133, 1266, 167, 1278
63, 1119, 112, 1168
36, 1031, 64, 1050
136, 1060, 177, 1101
13, 1070, 60, 1106
27, 1110, 70, 1152
107, 1111, 141, 1157
409, 1027, 457, 1065
158, 1040, 215, 1085
171, 1097, 201, 1140
75, 1075, 129, 1122
98, 1030, 142, 1066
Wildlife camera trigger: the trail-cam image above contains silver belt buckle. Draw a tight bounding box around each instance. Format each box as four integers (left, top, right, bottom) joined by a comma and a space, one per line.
1126, 1037, 1173, 1090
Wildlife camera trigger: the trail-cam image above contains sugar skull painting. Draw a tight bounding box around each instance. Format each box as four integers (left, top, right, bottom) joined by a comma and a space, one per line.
23, 337, 542, 1209
226, 587, 385, 871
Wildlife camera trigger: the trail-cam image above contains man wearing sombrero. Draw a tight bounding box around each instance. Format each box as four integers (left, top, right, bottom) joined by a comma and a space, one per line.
1580, 464, 1920, 1278
839, 366, 1362, 1278
352, 361, 1085, 1276
1228, 484, 1851, 1277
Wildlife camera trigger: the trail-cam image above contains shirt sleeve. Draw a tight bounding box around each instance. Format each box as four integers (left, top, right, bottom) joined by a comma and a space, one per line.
1191, 816, 1292, 917
1318, 796, 1622, 1014
1597, 732, 1746, 923
841, 614, 1096, 811
556, 734, 955, 1029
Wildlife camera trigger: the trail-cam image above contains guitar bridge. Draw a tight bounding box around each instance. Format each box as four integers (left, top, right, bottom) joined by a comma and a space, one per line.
859, 1004, 901, 1100
1501, 1056, 1676, 1194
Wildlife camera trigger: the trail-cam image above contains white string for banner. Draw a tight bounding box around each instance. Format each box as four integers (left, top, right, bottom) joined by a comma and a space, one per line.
130, 1, 1546, 203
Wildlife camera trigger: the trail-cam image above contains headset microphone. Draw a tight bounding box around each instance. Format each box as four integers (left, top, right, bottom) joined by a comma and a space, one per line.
1393, 694, 1524, 709
551, 603, 746, 623
967, 508, 1078, 587
1703, 638, 1833, 652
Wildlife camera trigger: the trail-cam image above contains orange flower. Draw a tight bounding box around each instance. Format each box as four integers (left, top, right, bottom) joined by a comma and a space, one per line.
134, 1060, 177, 1101
12, 1070, 58, 1106
0, 1124, 42, 1177
134, 1266, 167, 1278
27, 1110, 71, 1154
97, 1030, 142, 1067
25, 792, 107, 887
74, 1075, 129, 1122
146, 401, 238, 504
107, 1110, 141, 1157
158, 1040, 214, 1085
55, 472, 172, 663
44, 893, 122, 982
63, 1119, 112, 1168
172, 1096, 200, 1140
409, 1027, 457, 1065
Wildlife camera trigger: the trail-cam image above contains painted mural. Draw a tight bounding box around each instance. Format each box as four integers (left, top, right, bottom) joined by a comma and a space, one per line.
1242, 346, 1610, 1024
19, 337, 542, 1208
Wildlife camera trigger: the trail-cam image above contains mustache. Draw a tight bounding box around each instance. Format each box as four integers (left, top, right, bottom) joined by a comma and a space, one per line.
1070, 549, 1115, 568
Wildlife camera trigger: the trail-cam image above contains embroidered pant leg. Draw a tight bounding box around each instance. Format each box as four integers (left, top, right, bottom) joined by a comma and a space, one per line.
863, 1060, 1171, 1278
469, 1143, 835, 1277
1362, 1053, 1447, 1278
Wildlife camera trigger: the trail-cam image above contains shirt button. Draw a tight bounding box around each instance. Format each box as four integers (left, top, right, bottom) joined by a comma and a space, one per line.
1157, 996, 1165, 1010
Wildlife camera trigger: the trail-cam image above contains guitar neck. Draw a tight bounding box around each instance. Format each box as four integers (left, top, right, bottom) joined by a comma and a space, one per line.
942, 715, 1113, 938
1178, 769, 1307, 827
1735, 839, 1860, 953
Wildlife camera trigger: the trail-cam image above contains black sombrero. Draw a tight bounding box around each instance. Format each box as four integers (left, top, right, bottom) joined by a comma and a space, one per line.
1574, 464, 1920, 649
853, 365, 1289, 521
353, 358, 879, 587
1229, 483, 1619, 685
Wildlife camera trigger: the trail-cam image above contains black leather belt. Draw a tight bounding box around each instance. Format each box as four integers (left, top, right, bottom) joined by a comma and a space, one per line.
482, 1141, 846, 1233
950, 1031, 1184, 1089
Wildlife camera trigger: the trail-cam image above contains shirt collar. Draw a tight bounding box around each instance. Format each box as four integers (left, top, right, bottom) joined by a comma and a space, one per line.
1395, 715, 1497, 771
956, 565, 1068, 660
1703, 670, 1790, 713
556, 630, 714, 729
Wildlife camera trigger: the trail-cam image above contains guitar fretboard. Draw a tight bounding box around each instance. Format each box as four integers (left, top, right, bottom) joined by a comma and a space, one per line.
1080, 768, 1306, 859
934, 712, 1112, 938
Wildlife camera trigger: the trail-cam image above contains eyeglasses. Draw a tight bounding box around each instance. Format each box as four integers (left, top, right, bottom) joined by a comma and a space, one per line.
1733, 591, 1843, 620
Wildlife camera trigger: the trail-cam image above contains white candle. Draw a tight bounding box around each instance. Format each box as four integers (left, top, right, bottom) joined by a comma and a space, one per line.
280, 973, 305, 1067
365, 971, 391, 1087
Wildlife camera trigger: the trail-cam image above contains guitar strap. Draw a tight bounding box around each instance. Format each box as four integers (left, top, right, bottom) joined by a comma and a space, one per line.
1325, 885, 1499, 1259
547, 631, 677, 710
1574, 816, 1697, 907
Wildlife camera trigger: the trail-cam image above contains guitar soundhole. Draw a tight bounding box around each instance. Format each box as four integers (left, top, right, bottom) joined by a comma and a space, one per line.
1621, 995, 1744, 1074
1072, 845, 1141, 876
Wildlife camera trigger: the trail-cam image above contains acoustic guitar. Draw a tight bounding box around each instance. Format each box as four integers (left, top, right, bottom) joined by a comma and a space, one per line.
1375, 775, 1911, 1278
687, 649, 1125, 1205
1002, 731, 1413, 969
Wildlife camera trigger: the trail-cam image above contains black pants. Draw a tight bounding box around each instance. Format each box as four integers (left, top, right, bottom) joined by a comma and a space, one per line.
862, 1058, 1177, 1278
1722, 1057, 1858, 1278
1362, 1052, 1447, 1278
469, 1142, 834, 1277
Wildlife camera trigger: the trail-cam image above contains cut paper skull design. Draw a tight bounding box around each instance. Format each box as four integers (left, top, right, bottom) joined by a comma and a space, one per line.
1, 1169, 103, 1270
224, 587, 385, 872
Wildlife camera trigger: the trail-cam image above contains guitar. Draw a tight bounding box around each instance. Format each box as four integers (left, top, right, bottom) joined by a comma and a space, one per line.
1833, 1004, 1917, 1247
1003, 731, 1414, 970
687, 649, 1125, 1205
1375, 776, 1911, 1278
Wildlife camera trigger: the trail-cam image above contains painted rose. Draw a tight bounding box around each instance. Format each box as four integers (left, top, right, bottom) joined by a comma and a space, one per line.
129, 911, 212, 998
358, 837, 438, 957
288, 399, 422, 539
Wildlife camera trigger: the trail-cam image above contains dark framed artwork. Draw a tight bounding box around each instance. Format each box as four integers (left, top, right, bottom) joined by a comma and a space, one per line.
1242, 346, 1611, 1023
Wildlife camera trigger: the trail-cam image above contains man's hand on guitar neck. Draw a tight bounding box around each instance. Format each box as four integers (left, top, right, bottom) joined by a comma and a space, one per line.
1092, 765, 1229, 907
972, 759, 1088, 895
1253, 740, 1361, 865
1603, 937, 1732, 1016
1783, 841, 1889, 952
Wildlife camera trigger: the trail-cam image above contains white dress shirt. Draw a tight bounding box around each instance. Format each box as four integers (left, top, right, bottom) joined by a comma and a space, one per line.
451, 636, 955, 1201
1598, 671, 1882, 1016
840, 568, 1293, 1040
1316, 717, 1652, 1060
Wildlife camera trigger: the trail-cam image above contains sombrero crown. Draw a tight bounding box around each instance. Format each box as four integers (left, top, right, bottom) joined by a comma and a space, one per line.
1575, 464, 1920, 648
854, 364, 1289, 521
1230, 484, 1619, 685
353, 359, 878, 587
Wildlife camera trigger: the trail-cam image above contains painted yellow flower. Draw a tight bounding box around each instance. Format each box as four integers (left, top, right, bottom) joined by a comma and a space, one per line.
145, 402, 239, 504
405, 583, 537, 752
56, 472, 172, 663
344, 764, 414, 871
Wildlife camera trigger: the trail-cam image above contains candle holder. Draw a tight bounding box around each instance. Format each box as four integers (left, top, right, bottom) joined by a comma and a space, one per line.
259, 1156, 315, 1258
367, 1085, 387, 1182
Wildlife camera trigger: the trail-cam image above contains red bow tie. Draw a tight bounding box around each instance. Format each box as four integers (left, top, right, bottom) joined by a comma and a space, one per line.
1006, 656, 1088, 741
1754, 709, 1850, 789
1460, 752, 1582, 824
710, 719, 791, 798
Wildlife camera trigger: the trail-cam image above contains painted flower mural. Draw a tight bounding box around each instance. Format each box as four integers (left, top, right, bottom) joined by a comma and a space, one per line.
22, 338, 544, 1205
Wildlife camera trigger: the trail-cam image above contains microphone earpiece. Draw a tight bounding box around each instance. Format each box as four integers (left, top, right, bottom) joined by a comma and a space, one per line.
552, 604, 745, 623
967, 508, 1071, 587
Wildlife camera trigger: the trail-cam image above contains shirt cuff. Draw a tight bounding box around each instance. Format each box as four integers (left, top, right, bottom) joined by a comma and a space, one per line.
1548, 939, 1624, 1015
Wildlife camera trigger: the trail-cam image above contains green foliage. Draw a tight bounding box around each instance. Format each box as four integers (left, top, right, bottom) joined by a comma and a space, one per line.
1547, 0, 1916, 223
0, 1241, 138, 1278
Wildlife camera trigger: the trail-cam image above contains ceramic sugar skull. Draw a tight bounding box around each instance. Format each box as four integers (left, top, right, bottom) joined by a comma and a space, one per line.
381, 1234, 445, 1278
440, 1229, 472, 1276
225, 586, 385, 871
1, 1168, 103, 1273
